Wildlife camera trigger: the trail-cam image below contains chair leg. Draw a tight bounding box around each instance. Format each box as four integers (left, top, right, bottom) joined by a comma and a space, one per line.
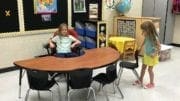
89, 87, 96, 101
87, 88, 91, 100
49, 90, 53, 101
132, 69, 143, 87
132, 69, 140, 80
116, 85, 124, 99
56, 82, 62, 101
113, 82, 116, 94
98, 83, 102, 92
38, 91, 40, 100
25, 89, 30, 101
117, 68, 123, 85
102, 86, 109, 101
67, 89, 74, 101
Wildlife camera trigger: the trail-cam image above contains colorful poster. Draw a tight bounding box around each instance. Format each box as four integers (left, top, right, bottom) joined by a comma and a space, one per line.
34, 0, 57, 14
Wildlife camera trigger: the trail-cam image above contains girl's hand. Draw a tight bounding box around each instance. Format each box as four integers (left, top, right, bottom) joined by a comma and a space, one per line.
71, 44, 75, 48
150, 52, 156, 57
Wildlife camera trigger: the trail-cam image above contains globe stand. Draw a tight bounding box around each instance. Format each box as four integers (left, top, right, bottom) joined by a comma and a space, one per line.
119, 13, 125, 16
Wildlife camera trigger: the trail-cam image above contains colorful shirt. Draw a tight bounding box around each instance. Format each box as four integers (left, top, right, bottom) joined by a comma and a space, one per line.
144, 36, 156, 56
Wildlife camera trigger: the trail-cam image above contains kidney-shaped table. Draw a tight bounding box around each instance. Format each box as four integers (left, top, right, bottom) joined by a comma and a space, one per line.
14, 47, 120, 98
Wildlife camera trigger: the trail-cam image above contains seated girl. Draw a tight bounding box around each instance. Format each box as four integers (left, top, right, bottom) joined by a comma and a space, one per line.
49, 23, 81, 57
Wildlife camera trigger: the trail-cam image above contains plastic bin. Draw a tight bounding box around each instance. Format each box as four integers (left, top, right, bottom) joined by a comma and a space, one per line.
85, 28, 96, 38
159, 44, 173, 61
85, 37, 96, 49
79, 36, 86, 47
76, 28, 85, 36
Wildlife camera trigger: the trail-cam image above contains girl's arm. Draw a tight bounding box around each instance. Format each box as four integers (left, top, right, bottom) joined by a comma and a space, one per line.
151, 39, 161, 57
156, 39, 161, 54
139, 39, 145, 52
49, 38, 55, 48
69, 35, 81, 48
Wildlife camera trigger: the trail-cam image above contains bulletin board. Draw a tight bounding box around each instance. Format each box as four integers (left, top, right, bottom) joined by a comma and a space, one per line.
0, 0, 19, 33
117, 19, 136, 38
23, 0, 68, 31
71, 0, 102, 27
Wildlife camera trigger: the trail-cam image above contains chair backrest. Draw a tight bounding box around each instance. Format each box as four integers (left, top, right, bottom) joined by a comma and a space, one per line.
69, 69, 93, 89
106, 64, 117, 83
67, 29, 79, 39
26, 70, 55, 90
123, 40, 136, 59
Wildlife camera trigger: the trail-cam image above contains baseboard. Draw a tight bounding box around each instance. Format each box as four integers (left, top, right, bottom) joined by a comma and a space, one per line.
170, 43, 180, 47
0, 66, 18, 74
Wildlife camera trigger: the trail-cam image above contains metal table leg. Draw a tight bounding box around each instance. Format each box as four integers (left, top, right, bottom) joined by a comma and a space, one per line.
19, 68, 22, 98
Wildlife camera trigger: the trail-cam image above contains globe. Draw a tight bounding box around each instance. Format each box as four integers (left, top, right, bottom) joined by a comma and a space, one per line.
116, 0, 131, 14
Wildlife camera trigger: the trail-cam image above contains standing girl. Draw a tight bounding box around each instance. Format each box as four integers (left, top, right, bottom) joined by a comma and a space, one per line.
49, 23, 81, 57
134, 21, 161, 89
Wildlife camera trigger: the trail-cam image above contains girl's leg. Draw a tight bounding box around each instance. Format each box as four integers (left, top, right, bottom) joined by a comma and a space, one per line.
139, 64, 147, 83
144, 66, 155, 88
134, 64, 147, 85
148, 66, 154, 84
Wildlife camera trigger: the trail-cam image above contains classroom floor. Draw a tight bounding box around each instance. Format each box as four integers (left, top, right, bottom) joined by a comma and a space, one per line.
0, 46, 180, 101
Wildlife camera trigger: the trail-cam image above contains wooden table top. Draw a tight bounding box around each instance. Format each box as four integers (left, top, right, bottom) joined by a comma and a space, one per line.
14, 47, 120, 72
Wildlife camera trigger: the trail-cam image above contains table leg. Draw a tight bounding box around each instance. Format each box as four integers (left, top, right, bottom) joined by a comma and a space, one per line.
67, 73, 69, 92
19, 68, 22, 98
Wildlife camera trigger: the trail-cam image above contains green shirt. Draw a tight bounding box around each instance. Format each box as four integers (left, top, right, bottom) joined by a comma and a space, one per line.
52, 35, 75, 53
144, 36, 156, 56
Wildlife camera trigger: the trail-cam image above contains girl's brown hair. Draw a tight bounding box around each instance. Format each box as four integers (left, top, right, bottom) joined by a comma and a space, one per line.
141, 21, 159, 45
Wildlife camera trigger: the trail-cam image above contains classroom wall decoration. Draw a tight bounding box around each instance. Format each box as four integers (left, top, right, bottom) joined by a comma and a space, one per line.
73, 0, 86, 13
33, 0, 58, 14
117, 20, 136, 38
89, 3, 98, 20
23, 0, 68, 31
0, 0, 19, 33
71, 0, 102, 27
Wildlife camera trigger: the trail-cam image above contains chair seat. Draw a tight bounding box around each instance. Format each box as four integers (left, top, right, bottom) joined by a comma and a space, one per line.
93, 73, 113, 85
34, 81, 55, 90
120, 62, 138, 69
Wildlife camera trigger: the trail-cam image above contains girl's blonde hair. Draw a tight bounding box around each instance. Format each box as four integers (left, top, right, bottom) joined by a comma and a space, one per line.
58, 23, 68, 32
141, 21, 159, 45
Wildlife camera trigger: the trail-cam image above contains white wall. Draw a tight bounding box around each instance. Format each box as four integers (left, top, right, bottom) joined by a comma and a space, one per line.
0, 33, 51, 67
173, 15, 180, 44
126, 0, 143, 16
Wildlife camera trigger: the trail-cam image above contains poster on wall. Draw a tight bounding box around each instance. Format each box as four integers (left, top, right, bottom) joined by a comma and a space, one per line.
34, 0, 57, 14
0, 0, 19, 33
23, 0, 68, 31
73, 0, 86, 13
89, 3, 98, 20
